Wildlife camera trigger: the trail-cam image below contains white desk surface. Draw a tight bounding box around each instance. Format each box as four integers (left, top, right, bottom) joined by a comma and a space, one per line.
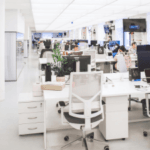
39, 58, 47, 64
42, 72, 149, 100
96, 58, 115, 63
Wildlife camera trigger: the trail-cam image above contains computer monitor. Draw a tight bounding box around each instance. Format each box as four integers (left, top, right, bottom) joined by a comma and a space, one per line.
109, 41, 120, 50
65, 45, 69, 51
91, 40, 97, 46
144, 68, 150, 84
63, 55, 91, 75
137, 45, 150, 53
138, 51, 150, 72
71, 45, 75, 50
98, 46, 104, 54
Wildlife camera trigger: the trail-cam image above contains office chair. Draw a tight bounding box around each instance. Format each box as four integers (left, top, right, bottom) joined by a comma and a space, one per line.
58, 72, 109, 150
117, 54, 140, 111
44, 40, 51, 49
83, 50, 96, 70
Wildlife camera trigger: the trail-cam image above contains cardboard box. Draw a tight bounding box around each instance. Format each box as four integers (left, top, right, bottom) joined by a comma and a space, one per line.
41, 82, 65, 91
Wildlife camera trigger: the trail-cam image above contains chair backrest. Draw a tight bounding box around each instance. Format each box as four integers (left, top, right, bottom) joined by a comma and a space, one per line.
69, 72, 103, 131
117, 54, 127, 72
43, 51, 54, 63
83, 50, 96, 69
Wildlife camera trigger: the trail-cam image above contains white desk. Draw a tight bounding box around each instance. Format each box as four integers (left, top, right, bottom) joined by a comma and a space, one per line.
42, 72, 150, 143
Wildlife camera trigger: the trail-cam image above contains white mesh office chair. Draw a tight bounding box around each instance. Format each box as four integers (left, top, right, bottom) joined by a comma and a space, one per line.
59, 72, 109, 150
43, 51, 54, 63
83, 50, 96, 70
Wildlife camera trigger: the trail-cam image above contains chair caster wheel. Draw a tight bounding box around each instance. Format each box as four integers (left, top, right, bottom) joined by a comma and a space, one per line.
56, 103, 58, 107
64, 136, 69, 141
128, 107, 131, 111
122, 138, 125, 140
58, 109, 61, 114
143, 131, 148, 137
104, 146, 109, 150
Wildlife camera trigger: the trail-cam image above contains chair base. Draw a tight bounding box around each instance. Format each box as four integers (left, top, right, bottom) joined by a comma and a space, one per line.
61, 132, 109, 150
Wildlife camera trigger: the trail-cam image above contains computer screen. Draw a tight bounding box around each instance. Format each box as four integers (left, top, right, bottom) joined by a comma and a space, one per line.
71, 45, 75, 50
138, 51, 150, 72
104, 25, 110, 34
63, 56, 91, 75
109, 41, 120, 48
123, 19, 146, 32
65, 45, 69, 51
91, 40, 97, 46
98, 46, 104, 54
137, 45, 150, 53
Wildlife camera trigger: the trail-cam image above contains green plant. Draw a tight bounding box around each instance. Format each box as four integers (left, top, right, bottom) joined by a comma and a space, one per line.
51, 43, 76, 77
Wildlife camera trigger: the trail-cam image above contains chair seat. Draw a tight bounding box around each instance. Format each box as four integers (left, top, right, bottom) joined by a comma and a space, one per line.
64, 112, 102, 124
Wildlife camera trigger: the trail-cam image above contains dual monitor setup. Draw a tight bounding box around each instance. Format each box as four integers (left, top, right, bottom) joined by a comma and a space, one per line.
63, 55, 91, 75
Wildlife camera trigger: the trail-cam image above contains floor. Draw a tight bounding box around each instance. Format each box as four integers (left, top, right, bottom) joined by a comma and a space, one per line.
0, 50, 150, 150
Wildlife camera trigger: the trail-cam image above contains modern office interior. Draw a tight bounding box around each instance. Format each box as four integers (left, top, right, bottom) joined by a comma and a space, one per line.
2, 0, 150, 150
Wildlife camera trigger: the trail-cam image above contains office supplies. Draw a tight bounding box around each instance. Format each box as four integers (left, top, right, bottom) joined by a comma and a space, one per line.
41, 82, 65, 91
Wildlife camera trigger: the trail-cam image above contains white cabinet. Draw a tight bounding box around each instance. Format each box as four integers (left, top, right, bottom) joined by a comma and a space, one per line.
18, 93, 44, 135
99, 95, 128, 140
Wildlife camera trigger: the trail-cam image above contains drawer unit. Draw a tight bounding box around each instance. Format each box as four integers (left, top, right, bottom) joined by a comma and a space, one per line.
19, 123, 44, 135
18, 102, 44, 114
18, 93, 44, 135
19, 112, 44, 124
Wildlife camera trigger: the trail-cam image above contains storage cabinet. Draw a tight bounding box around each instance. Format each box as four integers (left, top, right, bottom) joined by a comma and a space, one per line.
18, 93, 44, 135
99, 96, 128, 140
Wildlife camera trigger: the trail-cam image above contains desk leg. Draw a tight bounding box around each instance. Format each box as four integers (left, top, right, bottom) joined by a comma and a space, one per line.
110, 63, 113, 73
44, 100, 47, 149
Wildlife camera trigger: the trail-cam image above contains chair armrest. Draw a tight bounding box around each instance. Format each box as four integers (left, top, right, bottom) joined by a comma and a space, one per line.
59, 101, 66, 107
58, 101, 69, 108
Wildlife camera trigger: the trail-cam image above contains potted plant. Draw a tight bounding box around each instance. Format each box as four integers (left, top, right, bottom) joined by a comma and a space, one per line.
51, 43, 76, 82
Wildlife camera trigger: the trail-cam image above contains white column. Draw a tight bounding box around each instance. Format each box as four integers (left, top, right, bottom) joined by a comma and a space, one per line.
0, 0, 5, 101
29, 29, 32, 53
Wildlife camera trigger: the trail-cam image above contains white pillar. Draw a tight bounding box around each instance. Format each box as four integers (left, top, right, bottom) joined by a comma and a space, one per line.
0, 0, 5, 101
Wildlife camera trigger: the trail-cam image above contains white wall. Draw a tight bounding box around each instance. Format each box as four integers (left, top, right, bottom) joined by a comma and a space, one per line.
0, 0, 5, 101
24, 24, 29, 40
5, 9, 25, 33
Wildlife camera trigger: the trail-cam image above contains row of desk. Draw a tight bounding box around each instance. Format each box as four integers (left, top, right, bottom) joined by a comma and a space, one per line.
41, 72, 150, 144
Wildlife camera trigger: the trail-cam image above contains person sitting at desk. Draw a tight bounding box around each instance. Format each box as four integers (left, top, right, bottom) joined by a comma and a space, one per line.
113, 43, 120, 53
114, 45, 131, 70
74, 44, 79, 51
129, 42, 137, 54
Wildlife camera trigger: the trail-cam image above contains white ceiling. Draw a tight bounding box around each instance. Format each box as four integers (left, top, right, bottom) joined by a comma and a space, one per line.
5, 0, 150, 32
